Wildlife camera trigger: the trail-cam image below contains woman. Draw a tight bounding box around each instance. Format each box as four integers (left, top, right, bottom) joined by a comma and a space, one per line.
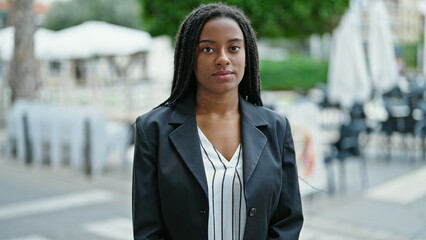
132, 3, 303, 240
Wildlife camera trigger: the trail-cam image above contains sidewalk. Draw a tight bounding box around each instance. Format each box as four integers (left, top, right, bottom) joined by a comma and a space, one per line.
300, 157, 426, 240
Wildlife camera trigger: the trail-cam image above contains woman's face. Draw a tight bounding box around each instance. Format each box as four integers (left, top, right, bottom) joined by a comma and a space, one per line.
194, 17, 246, 96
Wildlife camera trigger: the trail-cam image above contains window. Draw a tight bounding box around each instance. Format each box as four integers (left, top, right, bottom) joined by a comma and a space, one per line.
49, 60, 62, 75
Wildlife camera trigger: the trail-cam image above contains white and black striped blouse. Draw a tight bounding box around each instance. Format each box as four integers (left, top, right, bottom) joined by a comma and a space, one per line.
198, 127, 246, 240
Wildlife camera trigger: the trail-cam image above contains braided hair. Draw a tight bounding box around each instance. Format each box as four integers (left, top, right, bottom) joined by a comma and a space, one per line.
158, 3, 262, 107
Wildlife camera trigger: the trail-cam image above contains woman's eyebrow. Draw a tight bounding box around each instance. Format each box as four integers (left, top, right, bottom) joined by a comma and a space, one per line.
198, 38, 243, 44
229, 38, 243, 42
199, 39, 215, 44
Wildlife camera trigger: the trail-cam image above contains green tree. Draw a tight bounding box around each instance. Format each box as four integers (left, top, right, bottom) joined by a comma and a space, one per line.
140, 0, 349, 38
42, 0, 142, 30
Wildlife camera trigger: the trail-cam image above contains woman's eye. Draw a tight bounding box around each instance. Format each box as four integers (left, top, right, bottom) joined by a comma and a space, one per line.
202, 47, 214, 53
230, 46, 241, 52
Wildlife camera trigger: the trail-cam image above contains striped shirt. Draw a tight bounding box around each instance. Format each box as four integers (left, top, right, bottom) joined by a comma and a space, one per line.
198, 127, 246, 240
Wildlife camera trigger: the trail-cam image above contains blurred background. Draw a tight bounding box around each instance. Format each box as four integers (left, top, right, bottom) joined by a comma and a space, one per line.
0, 0, 426, 239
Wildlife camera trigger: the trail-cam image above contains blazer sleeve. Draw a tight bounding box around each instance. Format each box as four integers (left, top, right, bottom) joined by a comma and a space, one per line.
132, 117, 166, 240
268, 118, 304, 239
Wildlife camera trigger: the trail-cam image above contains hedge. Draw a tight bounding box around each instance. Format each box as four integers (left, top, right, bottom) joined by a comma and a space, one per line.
260, 56, 328, 91
400, 43, 417, 69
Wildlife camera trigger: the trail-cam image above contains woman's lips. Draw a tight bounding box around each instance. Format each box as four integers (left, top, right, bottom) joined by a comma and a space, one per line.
212, 70, 233, 80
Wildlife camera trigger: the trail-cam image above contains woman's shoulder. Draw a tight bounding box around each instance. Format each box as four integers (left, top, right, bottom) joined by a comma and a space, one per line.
253, 104, 289, 126
135, 105, 174, 127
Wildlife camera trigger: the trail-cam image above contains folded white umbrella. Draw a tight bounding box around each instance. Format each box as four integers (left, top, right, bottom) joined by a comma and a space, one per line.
327, 8, 372, 109
368, 0, 399, 93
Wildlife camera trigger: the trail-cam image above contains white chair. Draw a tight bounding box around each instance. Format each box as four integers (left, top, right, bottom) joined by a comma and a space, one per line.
26, 102, 49, 166
6, 101, 129, 176
50, 106, 86, 170
65, 107, 87, 171
85, 107, 129, 175
105, 121, 130, 172
5, 99, 29, 162
85, 107, 108, 175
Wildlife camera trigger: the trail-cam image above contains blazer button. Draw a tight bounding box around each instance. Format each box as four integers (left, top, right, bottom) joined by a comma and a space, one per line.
198, 210, 207, 214
249, 208, 257, 217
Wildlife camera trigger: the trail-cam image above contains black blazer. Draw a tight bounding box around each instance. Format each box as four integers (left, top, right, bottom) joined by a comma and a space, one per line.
132, 94, 303, 240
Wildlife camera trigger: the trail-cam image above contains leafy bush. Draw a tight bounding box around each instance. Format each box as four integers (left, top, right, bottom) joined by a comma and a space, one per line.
400, 43, 417, 69
260, 57, 328, 91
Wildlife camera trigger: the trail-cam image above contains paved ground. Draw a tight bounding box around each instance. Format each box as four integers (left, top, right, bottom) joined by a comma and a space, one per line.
0, 152, 425, 240
301, 156, 426, 240
0, 158, 133, 240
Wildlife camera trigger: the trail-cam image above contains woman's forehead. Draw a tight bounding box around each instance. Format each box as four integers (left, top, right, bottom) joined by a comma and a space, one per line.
199, 17, 244, 41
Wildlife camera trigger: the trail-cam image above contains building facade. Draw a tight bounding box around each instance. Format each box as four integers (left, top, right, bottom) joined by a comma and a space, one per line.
360, 0, 423, 43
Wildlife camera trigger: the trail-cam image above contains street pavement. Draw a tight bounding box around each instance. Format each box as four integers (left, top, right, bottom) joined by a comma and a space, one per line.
0, 153, 425, 240
301, 157, 426, 240
0, 158, 133, 240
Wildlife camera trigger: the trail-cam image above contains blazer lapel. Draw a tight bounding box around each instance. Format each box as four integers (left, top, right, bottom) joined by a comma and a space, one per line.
167, 94, 268, 196
239, 96, 268, 184
168, 94, 208, 197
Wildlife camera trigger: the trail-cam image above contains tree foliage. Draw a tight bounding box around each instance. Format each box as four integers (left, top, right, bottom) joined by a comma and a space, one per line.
140, 0, 349, 39
42, 0, 142, 30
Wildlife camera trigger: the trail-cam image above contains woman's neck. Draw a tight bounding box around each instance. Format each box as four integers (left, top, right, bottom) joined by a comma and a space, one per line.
195, 90, 239, 116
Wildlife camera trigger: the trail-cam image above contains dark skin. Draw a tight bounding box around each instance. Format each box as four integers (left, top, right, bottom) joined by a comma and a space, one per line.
195, 17, 245, 161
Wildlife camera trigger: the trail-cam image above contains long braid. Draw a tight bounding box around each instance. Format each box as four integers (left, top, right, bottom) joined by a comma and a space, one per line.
157, 3, 263, 108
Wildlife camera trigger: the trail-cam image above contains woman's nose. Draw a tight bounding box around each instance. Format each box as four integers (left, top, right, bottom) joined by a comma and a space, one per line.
215, 49, 231, 66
